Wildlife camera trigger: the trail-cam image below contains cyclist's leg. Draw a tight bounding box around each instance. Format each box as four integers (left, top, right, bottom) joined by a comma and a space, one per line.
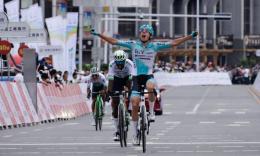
125, 78, 132, 112
91, 93, 97, 126
146, 77, 157, 121
130, 76, 141, 145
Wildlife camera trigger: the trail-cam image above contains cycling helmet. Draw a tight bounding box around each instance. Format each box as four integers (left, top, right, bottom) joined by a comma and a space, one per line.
139, 24, 154, 36
90, 67, 99, 75
114, 50, 126, 65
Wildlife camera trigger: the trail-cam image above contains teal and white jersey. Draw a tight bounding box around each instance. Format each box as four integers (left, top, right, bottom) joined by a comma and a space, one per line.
116, 40, 171, 75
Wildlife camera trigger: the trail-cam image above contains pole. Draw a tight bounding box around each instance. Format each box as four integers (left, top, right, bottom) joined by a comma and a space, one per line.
52, 0, 56, 17
196, 0, 200, 72
78, 5, 83, 71
104, 14, 108, 64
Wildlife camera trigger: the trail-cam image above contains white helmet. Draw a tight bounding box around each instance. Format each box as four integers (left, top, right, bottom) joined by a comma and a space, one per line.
114, 50, 126, 62
90, 67, 99, 75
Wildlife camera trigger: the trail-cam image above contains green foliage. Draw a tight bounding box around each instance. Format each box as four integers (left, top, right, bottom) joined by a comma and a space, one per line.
100, 64, 109, 71
83, 64, 93, 71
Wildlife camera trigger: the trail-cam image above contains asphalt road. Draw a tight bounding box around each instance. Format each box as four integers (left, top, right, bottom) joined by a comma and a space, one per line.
1, 85, 260, 156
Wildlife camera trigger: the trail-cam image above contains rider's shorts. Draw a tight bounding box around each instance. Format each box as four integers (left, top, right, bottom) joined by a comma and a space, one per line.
92, 82, 105, 98
131, 74, 155, 98
112, 76, 131, 93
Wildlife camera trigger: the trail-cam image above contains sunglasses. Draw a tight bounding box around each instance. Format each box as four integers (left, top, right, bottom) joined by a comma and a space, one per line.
139, 28, 149, 33
91, 74, 99, 77
115, 60, 125, 65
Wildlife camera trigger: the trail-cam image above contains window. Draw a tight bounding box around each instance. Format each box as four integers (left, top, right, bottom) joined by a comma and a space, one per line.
244, 0, 250, 35
118, 7, 136, 37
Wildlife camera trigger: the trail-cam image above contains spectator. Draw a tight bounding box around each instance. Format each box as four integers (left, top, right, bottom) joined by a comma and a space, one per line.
13, 67, 23, 82
62, 71, 69, 84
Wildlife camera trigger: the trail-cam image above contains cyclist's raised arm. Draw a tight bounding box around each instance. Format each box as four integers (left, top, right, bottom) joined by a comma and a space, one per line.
91, 29, 118, 45
155, 31, 198, 51
171, 31, 198, 47
91, 29, 134, 49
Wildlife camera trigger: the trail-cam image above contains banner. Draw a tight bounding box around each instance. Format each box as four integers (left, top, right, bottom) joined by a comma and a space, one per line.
66, 12, 78, 77
0, 0, 3, 12
38, 45, 63, 59
0, 12, 8, 28
83, 10, 92, 38
0, 22, 30, 37
5, 0, 19, 22
46, 15, 66, 71
21, 4, 44, 29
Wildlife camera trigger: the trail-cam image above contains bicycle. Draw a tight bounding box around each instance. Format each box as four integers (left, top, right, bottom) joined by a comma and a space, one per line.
137, 85, 153, 153
92, 92, 104, 131
111, 91, 130, 147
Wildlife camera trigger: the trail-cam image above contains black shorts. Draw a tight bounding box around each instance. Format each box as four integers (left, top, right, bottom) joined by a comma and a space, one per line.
132, 74, 154, 94
112, 76, 130, 92
92, 82, 105, 98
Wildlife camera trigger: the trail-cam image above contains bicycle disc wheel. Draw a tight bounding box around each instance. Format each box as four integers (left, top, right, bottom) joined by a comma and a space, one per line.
118, 106, 124, 147
141, 105, 146, 153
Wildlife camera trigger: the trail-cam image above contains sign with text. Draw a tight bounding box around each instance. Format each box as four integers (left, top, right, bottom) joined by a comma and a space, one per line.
244, 35, 260, 49
6, 29, 47, 43
38, 45, 63, 55
217, 35, 233, 49
0, 40, 12, 55
0, 22, 29, 37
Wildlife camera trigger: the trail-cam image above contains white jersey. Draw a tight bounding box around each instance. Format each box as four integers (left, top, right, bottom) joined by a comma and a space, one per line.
108, 59, 135, 79
85, 73, 107, 88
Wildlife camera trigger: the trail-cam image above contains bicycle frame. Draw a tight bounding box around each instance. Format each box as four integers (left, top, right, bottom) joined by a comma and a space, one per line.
94, 93, 103, 131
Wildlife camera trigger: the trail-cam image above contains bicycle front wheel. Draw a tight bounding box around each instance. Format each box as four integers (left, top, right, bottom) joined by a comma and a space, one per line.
141, 105, 146, 153
118, 105, 124, 147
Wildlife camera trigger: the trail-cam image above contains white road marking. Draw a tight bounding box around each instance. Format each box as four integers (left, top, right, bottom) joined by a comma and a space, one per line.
210, 112, 221, 114
33, 129, 42, 132
1, 141, 260, 146
217, 146, 244, 148
226, 124, 241, 127
234, 121, 250, 124
2, 135, 13, 138
158, 150, 174, 153
199, 121, 216, 124
0, 147, 23, 149
243, 150, 259, 152
165, 121, 181, 124
150, 138, 160, 140
223, 150, 238, 152
156, 133, 165, 136
163, 112, 172, 115
102, 122, 112, 125
235, 112, 246, 114
153, 146, 170, 149
61, 123, 80, 126
177, 151, 193, 153
196, 151, 214, 153
217, 109, 227, 112
19, 131, 28, 134
186, 87, 210, 114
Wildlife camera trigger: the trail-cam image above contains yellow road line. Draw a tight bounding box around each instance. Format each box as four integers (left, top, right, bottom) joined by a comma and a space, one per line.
248, 86, 260, 105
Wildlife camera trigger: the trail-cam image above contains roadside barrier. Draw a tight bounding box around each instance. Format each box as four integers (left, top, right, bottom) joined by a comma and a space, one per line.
0, 82, 90, 129
0, 82, 39, 128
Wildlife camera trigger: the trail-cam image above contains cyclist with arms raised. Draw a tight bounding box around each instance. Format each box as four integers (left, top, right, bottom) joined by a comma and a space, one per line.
91, 24, 198, 144
107, 50, 134, 141
87, 67, 107, 126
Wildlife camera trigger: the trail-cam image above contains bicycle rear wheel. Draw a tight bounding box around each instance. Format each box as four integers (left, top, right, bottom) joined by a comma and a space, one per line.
118, 105, 124, 147
98, 118, 102, 131
141, 105, 146, 153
